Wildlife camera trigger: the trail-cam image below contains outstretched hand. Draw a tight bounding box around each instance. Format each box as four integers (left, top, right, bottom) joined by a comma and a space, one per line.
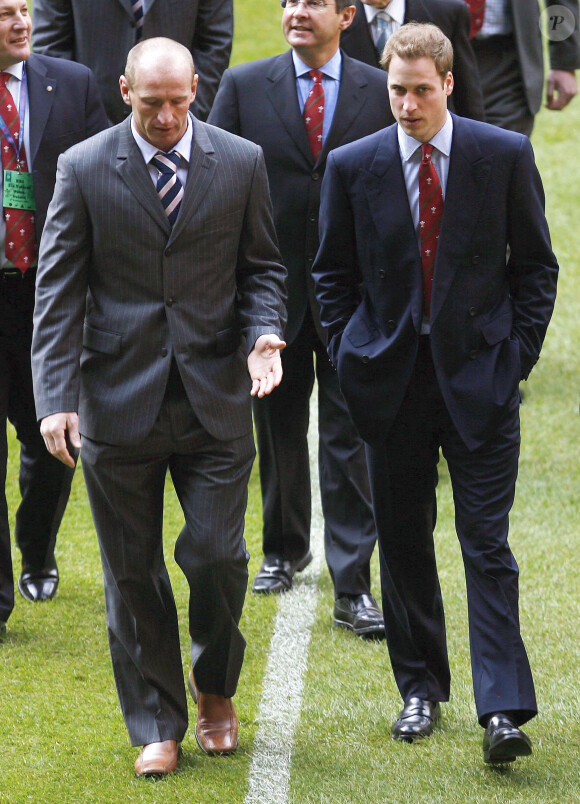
248, 334, 286, 398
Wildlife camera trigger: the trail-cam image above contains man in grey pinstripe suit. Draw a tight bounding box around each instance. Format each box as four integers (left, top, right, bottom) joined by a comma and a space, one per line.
31, 38, 287, 777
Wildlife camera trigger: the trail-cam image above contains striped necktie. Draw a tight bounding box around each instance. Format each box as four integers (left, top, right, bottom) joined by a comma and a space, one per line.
132, 0, 144, 41
151, 151, 183, 226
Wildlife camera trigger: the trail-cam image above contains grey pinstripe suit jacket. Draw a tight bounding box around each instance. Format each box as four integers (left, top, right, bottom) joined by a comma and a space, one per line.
32, 0, 234, 123
31, 118, 287, 445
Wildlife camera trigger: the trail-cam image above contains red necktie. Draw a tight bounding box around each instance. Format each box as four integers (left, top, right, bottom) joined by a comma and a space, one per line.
419, 144, 443, 318
0, 72, 36, 273
464, 0, 486, 38
303, 70, 325, 161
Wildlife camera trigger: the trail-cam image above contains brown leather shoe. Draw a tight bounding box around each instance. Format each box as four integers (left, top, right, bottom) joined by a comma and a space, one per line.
134, 739, 179, 777
188, 669, 238, 755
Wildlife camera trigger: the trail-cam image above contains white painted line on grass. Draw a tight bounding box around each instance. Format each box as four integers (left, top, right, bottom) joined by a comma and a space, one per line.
245, 398, 324, 804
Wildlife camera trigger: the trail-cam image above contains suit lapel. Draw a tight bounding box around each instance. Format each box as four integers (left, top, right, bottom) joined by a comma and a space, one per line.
116, 0, 135, 18
404, 0, 434, 24
431, 115, 493, 324
116, 119, 171, 235
25, 56, 55, 168
266, 51, 313, 167
362, 127, 424, 332
322, 55, 371, 159
168, 120, 217, 243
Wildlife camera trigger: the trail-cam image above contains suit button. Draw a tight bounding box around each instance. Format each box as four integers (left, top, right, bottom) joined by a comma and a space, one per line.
469, 349, 478, 360
387, 319, 395, 332
311, 172, 320, 181
472, 255, 480, 264
165, 248, 172, 257
361, 355, 370, 364
309, 215, 317, 223
379, 269, 385, 278
160, 347, 168, 357
469, 307, 477, 317
166, 298, 174, 306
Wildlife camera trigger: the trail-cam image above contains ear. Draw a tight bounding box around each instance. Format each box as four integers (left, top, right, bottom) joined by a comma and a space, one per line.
119, 75, 131, 106
190, 74, 199, 104
444, 71, 454, 96
339, 4, 357, 30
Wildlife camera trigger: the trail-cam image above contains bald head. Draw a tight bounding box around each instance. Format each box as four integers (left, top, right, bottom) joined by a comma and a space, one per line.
119, 37, 198, 152
124, 37, 196, 89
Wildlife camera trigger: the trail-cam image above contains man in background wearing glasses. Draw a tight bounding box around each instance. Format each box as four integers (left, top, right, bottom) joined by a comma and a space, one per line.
210, 0, 389, 638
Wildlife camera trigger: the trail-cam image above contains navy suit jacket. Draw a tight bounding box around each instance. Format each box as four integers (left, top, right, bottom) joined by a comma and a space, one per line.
340, 0, 485, 121
313, 115, 558, 451
26, 53, 108, 240
209, 50, 390, 345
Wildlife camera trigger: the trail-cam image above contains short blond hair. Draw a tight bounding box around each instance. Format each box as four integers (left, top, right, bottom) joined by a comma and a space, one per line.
381, 22, 453, 80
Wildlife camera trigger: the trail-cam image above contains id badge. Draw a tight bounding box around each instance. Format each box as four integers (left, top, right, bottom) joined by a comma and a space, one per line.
3, 169, 36, 210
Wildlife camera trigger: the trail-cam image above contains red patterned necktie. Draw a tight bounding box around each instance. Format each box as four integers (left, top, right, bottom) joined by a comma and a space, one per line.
419, 144, 443, 318
464, 0, 486, 38
303, 70, 325, 161
0, 72, 36, 273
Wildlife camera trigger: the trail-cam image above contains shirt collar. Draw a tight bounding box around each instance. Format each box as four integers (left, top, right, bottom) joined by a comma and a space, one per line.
292, 48, 342, 81
364, 0, 405, 25
397, 110, 453, 163
0, 61, 24, 81
131, 111, 193, 164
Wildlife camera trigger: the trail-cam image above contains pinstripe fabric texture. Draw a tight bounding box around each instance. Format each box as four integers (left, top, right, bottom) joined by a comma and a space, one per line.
32, 0, 234, 123
32, 118, 287, 446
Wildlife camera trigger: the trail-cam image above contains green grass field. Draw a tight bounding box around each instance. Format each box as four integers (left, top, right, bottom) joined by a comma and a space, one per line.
1, 3, 579, 802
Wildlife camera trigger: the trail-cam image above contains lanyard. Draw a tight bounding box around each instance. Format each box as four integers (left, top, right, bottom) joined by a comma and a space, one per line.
0, 64, 27, 170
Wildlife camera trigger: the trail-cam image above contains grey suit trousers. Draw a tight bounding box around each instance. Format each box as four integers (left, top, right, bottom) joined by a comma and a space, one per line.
81, 365, 254, 746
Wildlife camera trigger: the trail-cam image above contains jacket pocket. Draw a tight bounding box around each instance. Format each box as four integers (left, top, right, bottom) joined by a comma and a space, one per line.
83, 324, 123, 355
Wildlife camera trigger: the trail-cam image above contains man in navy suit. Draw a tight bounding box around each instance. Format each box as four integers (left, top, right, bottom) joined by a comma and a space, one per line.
313, 22, 558, 763
209, 0, 390, 637
0, 0, 107, 638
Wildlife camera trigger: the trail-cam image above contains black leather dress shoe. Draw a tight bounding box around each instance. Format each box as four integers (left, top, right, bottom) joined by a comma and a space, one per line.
391, 698, 441, 742
18, 567, 59, 602
483, 714, 532, 764
333, 594, 385, 638
252, 551, 312, 594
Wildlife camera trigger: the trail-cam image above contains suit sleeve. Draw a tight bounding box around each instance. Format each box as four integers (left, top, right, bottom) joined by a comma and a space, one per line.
506, 137, 559, 380
32, 0, 75, 60
312, 151, 362, 366
207, 69, 241, 133
191, 0, 234, 122
32, 153, 91, 420
235, 148, 288, 352
546, 0, 580, 71
84, 68, 110, 136
449, 3, 486, 120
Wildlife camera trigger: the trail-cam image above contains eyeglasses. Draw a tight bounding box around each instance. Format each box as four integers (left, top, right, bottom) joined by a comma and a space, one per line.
280, 0, 333, 11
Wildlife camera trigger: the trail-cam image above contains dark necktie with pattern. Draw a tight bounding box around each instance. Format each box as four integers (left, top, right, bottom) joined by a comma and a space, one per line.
151, 151, 183, 226
0, 72, 36, 272
132, 0, 144, 41
464, 0, 486, 38
418, 144, 443, 318
303, 69, 325, 161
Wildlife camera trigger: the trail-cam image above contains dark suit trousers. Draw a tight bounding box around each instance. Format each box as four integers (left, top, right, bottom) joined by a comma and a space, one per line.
472, 36, 535, 136
81, 363, 254, 746
366, 338, 537, 726
0, 272, 73, 622
253, 309, 377, 597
